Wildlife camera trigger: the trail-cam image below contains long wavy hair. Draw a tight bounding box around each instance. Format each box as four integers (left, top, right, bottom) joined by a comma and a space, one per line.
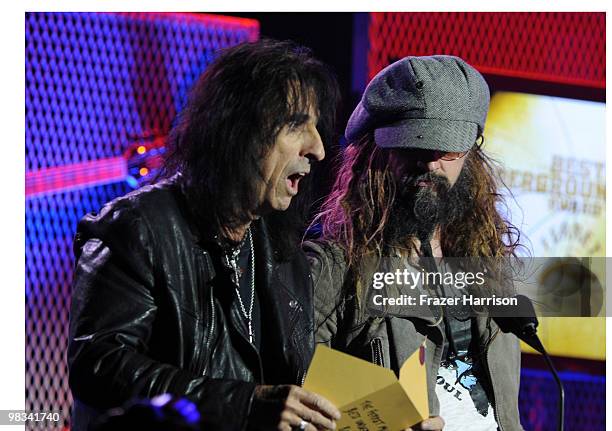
161, 39, 340, 258
315, 134, 522, 274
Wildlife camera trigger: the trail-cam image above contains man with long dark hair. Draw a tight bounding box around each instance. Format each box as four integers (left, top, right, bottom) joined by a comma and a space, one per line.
307, 56, 524, 430
69, 39, 341, 431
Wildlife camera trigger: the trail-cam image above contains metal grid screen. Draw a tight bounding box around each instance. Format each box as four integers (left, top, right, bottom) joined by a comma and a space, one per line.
519, 369, 605, 431
25, 12, 258, 429
368, 12, 605, 88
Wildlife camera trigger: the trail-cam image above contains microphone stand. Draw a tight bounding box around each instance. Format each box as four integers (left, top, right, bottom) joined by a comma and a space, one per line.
493, 295, 565, 431
519, 326, 565, 431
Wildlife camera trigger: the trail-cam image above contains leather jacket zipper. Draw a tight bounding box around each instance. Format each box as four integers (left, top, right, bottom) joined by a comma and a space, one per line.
201, 251, 216, 375
371, 338, 385, 367
206, 285, 216, 352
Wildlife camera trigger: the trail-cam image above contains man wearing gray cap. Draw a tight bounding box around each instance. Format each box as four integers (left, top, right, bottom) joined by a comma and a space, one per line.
306, 56, 524, 430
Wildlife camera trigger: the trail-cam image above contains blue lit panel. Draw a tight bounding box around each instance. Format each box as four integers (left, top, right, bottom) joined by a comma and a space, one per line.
25, 12, 258, 427
519, 368, 605, 431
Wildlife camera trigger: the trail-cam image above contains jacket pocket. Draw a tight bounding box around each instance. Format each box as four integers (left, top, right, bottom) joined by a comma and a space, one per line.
370, 337, 385, 367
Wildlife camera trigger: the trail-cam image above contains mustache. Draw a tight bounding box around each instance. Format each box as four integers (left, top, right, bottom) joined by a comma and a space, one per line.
398, 171, 451, 191
384, 165, 473, 245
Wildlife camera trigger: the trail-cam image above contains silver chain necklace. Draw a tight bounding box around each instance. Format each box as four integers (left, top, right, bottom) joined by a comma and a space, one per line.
225, 228, 255, 344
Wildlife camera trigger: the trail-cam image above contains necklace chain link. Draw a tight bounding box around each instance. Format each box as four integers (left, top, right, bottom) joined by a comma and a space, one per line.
225, 228, 255, 344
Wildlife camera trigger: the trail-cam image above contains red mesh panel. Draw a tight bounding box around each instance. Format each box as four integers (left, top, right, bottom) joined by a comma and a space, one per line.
368, 13, 604, 88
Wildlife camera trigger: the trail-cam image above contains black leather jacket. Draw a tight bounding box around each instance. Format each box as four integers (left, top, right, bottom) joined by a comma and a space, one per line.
68, 179, 315, 430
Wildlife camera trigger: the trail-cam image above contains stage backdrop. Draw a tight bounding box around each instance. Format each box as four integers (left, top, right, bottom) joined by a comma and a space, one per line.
25, 12, 258, 429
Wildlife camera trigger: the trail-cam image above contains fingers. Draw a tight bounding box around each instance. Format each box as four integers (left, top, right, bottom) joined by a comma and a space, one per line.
406, 416, 445, 431
419, 416, 445, 430
296, 387, 342, 420
287, 387, 338, 430
250, 385, 340, 431
289, 403, 335, 430
279, 410, 318, 431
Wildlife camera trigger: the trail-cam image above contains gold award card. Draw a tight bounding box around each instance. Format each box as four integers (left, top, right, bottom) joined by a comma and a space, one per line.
303, 345, 429, 430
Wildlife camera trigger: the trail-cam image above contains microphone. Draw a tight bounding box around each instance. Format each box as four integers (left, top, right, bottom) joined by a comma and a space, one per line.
491, 294, 544, 353
491, 295, 564, 431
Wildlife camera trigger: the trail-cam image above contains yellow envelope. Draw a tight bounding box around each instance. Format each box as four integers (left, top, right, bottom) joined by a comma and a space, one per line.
303, 345, 429, 431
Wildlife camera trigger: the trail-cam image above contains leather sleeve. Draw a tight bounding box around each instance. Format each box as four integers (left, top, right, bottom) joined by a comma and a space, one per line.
67, 199, 255, 431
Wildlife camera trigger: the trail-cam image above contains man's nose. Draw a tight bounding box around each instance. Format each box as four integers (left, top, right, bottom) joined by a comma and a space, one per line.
417, 159, 441, 172
302, 124, 325, 162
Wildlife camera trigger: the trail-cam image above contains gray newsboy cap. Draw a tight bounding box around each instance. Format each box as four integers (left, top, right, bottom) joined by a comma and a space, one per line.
346, 55, 490, 152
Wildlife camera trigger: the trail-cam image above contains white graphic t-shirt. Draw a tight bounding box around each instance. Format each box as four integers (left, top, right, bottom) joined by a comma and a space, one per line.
436, 357, 498, 431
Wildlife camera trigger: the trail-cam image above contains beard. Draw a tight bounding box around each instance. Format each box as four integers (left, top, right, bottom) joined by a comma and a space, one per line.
384, 166, 473, 246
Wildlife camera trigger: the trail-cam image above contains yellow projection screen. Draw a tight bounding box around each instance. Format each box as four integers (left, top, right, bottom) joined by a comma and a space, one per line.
486, 91, 605, 360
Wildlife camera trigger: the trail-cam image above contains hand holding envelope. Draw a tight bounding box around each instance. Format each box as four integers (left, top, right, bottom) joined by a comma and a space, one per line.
303, 344, 429, 431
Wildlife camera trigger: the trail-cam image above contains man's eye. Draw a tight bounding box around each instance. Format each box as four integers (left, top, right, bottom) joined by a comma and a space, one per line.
288, 121, 305, 131
287, 114, 310, 131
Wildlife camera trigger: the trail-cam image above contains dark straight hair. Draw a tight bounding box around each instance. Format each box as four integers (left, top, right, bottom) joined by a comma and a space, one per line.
161, 39, 340, 258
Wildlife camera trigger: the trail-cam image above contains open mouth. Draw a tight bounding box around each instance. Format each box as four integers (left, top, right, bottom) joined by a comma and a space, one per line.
286, 172, 307, 195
